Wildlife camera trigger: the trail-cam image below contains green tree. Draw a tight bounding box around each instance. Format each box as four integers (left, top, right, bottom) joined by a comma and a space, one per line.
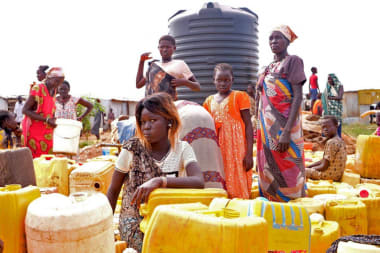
76, 97, 105, 136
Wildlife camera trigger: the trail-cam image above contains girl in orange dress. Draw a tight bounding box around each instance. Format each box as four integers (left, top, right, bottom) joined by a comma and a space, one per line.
203, 63, 253, 199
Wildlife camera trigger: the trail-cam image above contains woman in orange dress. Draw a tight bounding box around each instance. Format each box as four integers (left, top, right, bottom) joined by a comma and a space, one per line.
204, 63, 253, 199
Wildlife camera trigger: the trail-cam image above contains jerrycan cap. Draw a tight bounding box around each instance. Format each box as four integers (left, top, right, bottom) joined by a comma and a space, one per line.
359, 189, 369, 198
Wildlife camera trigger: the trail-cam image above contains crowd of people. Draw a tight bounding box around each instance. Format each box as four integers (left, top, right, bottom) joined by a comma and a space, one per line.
2, 24, 380, 252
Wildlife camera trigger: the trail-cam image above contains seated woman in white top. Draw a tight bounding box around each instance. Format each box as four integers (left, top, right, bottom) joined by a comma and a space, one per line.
107, 92, 204, 252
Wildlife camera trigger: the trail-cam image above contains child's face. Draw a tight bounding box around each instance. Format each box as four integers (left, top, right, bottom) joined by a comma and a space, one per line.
4, 114, 18, 130
158, 40, 175, 61
321, 119, 337, 138
214, 70, 233, 95
140, 108, 169, 145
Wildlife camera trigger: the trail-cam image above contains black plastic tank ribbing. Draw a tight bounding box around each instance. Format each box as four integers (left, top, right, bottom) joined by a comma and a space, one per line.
168, 2, 259, 104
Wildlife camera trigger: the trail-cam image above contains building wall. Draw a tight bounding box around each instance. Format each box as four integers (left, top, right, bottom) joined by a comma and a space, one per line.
0, 98, 8, 111
342, 92, 359, 118
128, 102, 137, 116
357, 89, 380, 105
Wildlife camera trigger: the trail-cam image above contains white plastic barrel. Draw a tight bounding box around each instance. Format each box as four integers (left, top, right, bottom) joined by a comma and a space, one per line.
25, 192, 114, 253
53, 119, 82, 154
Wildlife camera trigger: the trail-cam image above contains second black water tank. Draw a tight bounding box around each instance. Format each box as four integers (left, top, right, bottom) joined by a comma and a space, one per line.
169, 2, 259, 104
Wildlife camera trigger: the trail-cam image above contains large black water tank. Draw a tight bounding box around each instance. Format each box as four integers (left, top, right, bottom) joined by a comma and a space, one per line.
169, 2, 259, 104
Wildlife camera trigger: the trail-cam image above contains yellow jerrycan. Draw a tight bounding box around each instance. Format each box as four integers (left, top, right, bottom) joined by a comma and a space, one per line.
355, 135, 380, 179
325, 199, 367, 236
341, 170, 361, 187
69, 160, 115, 194
139, 188, 227, 233
33, 155, 76, 195
289, 197, 324, 215
310, 220, 340, 253
354, 191, 380, 234
360, 177, 380, 185
115, 241, 127, 253
142, 203, 268, 253
344, 154, 356, 171
307, 179, 337, 197
251, 200, 311, 253
225, 198, 256, 217
0, 184, 40, 253
251, 174, 260, 199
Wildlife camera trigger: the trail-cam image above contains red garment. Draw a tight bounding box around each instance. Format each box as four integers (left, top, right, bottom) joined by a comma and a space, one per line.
309, 74, 318, 89
22, 83, 56, 158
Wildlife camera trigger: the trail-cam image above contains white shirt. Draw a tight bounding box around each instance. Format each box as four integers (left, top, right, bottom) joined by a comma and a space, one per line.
14, 101, 24, 123
116, 140, 197, 177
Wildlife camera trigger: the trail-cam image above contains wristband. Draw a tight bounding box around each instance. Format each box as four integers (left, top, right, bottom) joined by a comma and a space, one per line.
161, 177, 167, 188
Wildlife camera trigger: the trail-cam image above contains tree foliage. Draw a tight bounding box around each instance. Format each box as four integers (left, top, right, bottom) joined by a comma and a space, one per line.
76, 97, 105, 133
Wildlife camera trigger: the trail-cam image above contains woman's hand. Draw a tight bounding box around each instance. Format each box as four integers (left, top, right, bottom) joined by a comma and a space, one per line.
77, 115, 84, 121
277, 130, 290, 152
131, 177, 162, 207
171, 78, 188, 87
47, 118, 57, 128
243, 153, 253, 172
14, 127, 23, 137
140, 52, 152, 62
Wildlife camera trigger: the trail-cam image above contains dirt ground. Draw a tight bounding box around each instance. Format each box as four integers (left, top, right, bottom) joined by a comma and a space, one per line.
78, 132, 112, 162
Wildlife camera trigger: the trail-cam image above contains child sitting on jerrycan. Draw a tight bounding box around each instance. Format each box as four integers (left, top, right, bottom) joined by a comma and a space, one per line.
306, 115, 347, 181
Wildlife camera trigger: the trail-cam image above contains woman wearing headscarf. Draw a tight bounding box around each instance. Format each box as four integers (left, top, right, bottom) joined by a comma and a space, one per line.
22, 67, 65, 158
256, 25, 306, 202
322, 73, 344, 137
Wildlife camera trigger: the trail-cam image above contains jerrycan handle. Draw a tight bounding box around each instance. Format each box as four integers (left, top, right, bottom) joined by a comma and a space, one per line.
40, 154, 55, 161
70, 192, 88, 203
5, 184, 22, 191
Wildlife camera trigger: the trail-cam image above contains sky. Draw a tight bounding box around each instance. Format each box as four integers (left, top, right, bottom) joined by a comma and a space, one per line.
1, 0, 379, 100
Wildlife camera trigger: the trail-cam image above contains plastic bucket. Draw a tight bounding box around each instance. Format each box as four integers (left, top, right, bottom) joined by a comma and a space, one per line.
53, 119, 82, 154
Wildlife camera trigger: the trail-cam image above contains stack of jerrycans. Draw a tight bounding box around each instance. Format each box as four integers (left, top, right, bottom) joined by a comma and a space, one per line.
33, 155, 76, 195
0, 184, 41, 253
70, 158, 115, 195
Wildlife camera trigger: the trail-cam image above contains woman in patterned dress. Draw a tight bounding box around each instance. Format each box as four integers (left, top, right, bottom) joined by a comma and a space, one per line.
256, 25, 307, 201
22, 67, 65, 158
